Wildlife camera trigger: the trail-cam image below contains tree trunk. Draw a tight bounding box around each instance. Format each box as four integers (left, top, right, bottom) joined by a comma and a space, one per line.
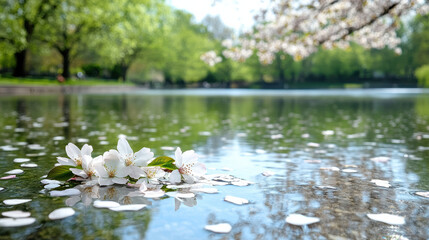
120, 62, 129, 82
13, 50, 27, 77
61, 48, 71, 79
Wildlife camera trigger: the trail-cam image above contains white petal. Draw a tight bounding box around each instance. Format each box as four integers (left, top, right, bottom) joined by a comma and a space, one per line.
224, 195, 249, 205
176, 192, 195, 198
21, 163, 38, 168
66, 143, 81, 159
3, 199, 32, 205
117, 138, 133, 155
44, 183, 60, 190
65, 196, 81, 207
109, 204, 146, 212
169, 170, 181, 184
112, 177, 128, 185
134, 148, 154, 166
175, 147, 183, 167
286, 214, 320, 226
80, 144, 93, 156
98, 178, 114, 186
70, 168, 88, 179
93, 200, 120, 208
13, 158, 30, 163
57, 157, 76, 166
191, 162, 206, 177
48, 207, 75, 220
126, 166, 145, 179
416, 192, 429, 198
183, 174, 195, 184
144, 190, 165, 198
367, 214, 405, 225
204, 223, 232, 233
0, 218, 36, 227
261, 171, 275, 177
50, 189, 81, 197
181, 150, 198, 165
41, 179, 61, 185
2, 210, 31, 218
5, 169, 23, 175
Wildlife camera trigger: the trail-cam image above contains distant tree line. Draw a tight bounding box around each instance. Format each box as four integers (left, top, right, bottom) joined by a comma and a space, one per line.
0, 0, 428, 87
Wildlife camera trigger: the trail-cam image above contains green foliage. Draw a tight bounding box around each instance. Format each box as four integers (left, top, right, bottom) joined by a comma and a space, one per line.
415, 65, 429, 87
47, 165, 74, 181
148, 156, 178, 170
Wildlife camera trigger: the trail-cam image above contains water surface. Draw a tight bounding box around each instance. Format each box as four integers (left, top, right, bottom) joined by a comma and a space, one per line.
0, 89, 429, 239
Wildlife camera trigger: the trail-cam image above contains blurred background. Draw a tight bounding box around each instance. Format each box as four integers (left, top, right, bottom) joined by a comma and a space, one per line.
0, 0, 429, 89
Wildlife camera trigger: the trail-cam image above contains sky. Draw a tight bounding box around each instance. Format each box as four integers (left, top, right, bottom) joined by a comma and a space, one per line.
168, 0, 269, 33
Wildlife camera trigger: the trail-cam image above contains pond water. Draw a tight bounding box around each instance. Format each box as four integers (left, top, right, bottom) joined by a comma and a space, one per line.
0, 89, 429, 239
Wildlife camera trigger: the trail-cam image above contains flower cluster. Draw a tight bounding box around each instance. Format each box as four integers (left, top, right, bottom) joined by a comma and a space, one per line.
50, 138, 207, 191
208, 0, 429, 65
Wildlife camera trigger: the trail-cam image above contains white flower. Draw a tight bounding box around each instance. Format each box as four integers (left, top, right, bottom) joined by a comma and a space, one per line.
137, 167, 165, 192
95, 150, 128, 186
117, 138, 154, 179
57, 143, 93, 167
70, 155, 102, 179
169, 147, 206, 184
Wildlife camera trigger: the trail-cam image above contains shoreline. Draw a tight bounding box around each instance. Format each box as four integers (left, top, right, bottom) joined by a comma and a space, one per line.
0, 85, 141, 95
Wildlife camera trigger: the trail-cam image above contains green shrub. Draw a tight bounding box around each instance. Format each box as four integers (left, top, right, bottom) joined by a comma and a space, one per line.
415, 64, 429, 87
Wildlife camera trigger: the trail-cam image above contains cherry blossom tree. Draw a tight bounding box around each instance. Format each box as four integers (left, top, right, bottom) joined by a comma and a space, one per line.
204, 0, 429, 65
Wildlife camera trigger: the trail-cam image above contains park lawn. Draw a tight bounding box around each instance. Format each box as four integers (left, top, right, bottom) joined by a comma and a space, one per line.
0, 77, 135, 86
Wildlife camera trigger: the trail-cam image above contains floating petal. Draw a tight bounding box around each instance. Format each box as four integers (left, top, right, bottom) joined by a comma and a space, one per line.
93, 200, 120, 208
50, 189, 81, 197
21, 163, 38, 168
285, 214, 320, 226
2, 210, 31, 218
48, 208, 75, 220
5, 169, 23, 175
0, 175, 16, 180
0, 218, 36, 227
342, 169, 357, 173
13, 158, 30, 163
371, 179, 391, 188
190, 188, 218, 194
416, 192, 429, 198
143, 190, 165, 198
3, 199, 32, 205
41, 179, 61, 185
370, 156, 390, 162
109, 204, 146, 212
224, 195, 249, 205
204, 223, 232, 233
261, 171, 275, 177
367, 213, 405, 225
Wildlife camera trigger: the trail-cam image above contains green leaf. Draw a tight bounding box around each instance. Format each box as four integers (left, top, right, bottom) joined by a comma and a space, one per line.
148, 156, 178, 170
47, 165, 74, 181
148, 156, 175, 167
160, 162, 178, 170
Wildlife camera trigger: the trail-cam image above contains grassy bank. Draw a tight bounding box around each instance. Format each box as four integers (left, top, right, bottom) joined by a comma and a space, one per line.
0, 77, 135, 86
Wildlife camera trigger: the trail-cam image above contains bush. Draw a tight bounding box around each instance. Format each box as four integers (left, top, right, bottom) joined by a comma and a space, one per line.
82, 64, 102, 77
415, 64, 429, 87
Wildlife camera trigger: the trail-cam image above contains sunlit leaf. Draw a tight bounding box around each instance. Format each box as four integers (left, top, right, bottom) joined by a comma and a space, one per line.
47, 165, 74, 181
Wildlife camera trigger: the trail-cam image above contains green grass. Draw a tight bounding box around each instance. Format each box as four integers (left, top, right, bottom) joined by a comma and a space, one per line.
0, 77, 135, 86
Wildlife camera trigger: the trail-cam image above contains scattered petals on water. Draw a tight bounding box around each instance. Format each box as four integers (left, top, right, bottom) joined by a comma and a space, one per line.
316, 185, 336, 190
48, 208, 75, 220
0, 218, 36, 227
342, 169, 358, 173
304, 159, 321, 164
93, 200, 120, 208
231, 180, 251, 186
204, 223, 232, 233
371, 179, 391, 188
175, 193, 195, 198
261, 171, 275, 177
370, 156, 390, 163
77, 138, 89, 143
0, 187, 4, 191
416, 192, 429, 198
143, 190, 165, 198
109, 204, 147, 212
21, 163, 38, 168
255, 149, 266, 154
0, 175, 16, 180
5, 169, 23, 175
2, 210, 31, 218
366, 213, 405, 225
285, 214, 320, 226
3, 199, 32, 205
224, 195, 249, 205
50, 189, 81, 197
53, 136, 65, 141
13, 158, 30, 163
